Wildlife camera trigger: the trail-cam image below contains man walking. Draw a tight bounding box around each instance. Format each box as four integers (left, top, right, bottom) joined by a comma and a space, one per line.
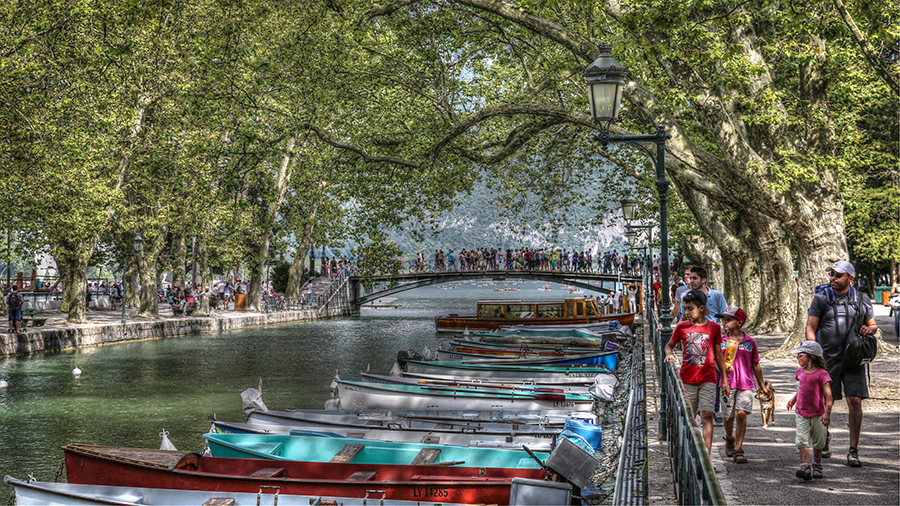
805, 261, 877, 467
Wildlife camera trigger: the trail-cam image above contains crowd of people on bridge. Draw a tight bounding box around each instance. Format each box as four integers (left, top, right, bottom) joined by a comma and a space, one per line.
409, 248, 646, 275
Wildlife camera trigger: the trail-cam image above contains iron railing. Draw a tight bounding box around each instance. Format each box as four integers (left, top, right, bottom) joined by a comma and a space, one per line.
611, 319, 648, 505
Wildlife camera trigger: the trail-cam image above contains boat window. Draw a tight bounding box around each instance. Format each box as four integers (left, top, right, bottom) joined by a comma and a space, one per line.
507, 304, 534, 318
586, 301, 599, 316
478, 304, 504, 318
576, 302, 585, 316
566, 301, 575, 317
536, 304, 563, 318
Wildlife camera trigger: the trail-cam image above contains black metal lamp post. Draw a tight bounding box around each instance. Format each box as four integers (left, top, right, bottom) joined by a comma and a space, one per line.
585, 43, 672, 440
122, 235, 144, 325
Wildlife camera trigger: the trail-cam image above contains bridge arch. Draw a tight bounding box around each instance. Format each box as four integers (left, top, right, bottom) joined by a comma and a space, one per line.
349, 270, 639, 312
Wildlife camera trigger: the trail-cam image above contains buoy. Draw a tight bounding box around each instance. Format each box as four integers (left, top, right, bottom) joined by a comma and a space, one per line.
0, 379, 8, 388
72, 366, 82, 376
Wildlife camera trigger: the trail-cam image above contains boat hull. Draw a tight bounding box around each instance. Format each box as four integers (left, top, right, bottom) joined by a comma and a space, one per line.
202, 433, 548, 468
5, 475, 471, 506
402, 360, 609, 385
63, 444, 549, 505
247, 408, 597, 428
436, 312, 634, 333
333, 380, 594, 412
209, 419, 558, 450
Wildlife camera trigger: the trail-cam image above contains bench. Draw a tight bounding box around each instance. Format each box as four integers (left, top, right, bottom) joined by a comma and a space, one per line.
21, 309, 48, 329
172, 301, 198, 317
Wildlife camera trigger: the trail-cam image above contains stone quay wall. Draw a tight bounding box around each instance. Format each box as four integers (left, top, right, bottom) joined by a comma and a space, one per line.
0, 305, 351, 358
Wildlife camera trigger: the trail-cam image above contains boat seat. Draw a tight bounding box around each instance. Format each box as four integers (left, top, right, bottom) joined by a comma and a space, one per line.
410, 447, 441, 465
202, 499, 236, 506
249, 467, 285, 477
346, 470, 377, 481
330, 443, 365, 463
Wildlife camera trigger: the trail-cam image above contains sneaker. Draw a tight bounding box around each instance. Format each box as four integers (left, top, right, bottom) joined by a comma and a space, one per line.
822, 432, 832, 458
724, 436, 735, 457
847, 447, 862, 467
714, 413, 724, 426
812, 462, 823, 479
796, 464, 812, 481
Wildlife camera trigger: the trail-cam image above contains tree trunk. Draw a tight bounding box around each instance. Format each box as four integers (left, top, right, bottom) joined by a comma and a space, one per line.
285, 183, 327, 300
198, 234, 210, 292
135, 248, 160, 319
125, 255, 140, 309
173, 235, 186, 291
680, 235, 725, 291
749, 214, 797, 334
53, 247, 89, 323
248, 236, 269, 312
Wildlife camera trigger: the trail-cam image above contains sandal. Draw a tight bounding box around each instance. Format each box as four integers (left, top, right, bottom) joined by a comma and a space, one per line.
724, 436, 735, 457
733, 448, 747, 464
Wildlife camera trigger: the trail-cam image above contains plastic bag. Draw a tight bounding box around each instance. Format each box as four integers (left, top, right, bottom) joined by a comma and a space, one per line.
240, 376, 268, 414
588, 373, 618, 401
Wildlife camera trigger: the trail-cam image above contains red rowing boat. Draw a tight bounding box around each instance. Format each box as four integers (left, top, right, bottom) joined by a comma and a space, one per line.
63, 444, 551, 504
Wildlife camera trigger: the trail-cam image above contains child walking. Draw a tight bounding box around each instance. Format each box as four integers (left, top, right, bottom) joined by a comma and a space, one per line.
664, 289, 730, 454
716, 306, 770, 463
786, 341, 833, 480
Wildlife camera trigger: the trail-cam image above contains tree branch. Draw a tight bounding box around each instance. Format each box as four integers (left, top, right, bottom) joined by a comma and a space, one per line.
832, 0, 899, 96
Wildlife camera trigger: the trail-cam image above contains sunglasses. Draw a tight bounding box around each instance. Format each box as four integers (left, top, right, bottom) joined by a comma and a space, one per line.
828, 272, 848, 279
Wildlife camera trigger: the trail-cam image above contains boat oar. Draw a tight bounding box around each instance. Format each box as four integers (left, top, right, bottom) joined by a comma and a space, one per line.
522, 445, 550, 471
430, 460, 466, 466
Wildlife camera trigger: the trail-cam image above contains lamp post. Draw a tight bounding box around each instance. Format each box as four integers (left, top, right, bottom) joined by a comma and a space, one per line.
585, 43, 672, 440
122, 235, 144, 324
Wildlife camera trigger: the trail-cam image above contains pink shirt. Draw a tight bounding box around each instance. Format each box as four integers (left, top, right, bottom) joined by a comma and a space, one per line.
794, 367, 832, 418
720, 333, 759, 391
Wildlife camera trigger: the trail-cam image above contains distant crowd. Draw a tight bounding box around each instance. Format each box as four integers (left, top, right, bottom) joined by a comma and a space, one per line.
409, 248, 646, 275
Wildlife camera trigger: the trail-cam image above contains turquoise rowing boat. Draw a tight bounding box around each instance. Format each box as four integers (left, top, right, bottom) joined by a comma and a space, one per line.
203, 432, 548, 469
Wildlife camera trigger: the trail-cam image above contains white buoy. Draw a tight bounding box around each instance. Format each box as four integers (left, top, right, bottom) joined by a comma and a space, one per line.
0, 380, 8, 388
72, 366, 82, 377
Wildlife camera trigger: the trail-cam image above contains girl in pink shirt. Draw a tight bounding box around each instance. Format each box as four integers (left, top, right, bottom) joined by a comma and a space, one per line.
786, 341, 833, 481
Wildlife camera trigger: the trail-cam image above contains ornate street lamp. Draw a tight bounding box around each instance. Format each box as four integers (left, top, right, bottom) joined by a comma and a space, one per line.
586, 43, 672, 440
122, 235, 144, 325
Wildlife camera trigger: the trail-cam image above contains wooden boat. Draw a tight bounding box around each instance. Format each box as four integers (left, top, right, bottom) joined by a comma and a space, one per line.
331, 379, 594, 411
63, 444, 551, 505
209, 419, 559, 450
246, 408, 597, 429
401, 359, 610, 385
203, 432, 549, 468
361, 372, 591, 395
435, 296, 634, 333
5, 475, 473, 506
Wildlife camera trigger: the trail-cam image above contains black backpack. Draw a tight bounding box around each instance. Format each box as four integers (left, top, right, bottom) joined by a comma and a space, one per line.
814, 285, 876, 369
7, 292, 22, 310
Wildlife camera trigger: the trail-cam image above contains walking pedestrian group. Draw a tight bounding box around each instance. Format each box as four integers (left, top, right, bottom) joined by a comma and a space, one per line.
663, 260, 878, 481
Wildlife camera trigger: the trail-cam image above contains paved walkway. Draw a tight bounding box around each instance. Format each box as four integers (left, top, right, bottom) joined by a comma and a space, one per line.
646, 303, 900, 505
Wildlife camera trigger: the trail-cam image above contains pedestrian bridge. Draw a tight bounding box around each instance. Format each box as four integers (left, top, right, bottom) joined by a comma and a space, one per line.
349, 269, 640, 313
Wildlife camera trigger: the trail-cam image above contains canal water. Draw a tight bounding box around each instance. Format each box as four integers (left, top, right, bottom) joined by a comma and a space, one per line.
0, 280, 609, 494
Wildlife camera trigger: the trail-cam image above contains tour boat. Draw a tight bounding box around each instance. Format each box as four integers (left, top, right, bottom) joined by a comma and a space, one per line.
62, 444, 551, 505
202, 432, 549, 468
330, 379, 595, 411
435, 296, 634, 333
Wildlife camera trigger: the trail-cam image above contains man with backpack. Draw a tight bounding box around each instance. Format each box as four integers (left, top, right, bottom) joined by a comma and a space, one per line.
805, 261, 878, 467
6, 285, 24, 333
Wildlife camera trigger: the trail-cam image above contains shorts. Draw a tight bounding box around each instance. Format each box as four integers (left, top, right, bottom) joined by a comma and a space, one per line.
8, 309, 21, 322
795, 413, 827, 450
683, 382, 717, 416
826, 361, 868, 400
219, 293, 226, 301
720, 389, 755, 419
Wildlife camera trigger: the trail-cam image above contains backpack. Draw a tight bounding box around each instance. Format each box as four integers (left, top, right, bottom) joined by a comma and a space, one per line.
814, 284, 875, 369
7, 292, 22, 310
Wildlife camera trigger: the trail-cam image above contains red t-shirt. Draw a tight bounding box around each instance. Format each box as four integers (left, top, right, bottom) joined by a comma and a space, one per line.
669, 319, 722, 386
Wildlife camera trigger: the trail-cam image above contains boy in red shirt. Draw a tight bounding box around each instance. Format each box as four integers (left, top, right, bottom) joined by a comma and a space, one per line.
665, 289, 730, 453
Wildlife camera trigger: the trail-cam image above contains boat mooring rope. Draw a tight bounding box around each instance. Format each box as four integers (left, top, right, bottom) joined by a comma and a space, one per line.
6, 489, 14, 506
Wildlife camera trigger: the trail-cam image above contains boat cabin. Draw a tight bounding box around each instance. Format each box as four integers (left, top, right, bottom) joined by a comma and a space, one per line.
475, 297, 602, 320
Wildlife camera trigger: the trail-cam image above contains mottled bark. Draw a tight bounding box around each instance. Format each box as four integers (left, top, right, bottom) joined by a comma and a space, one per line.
750, 214, 797, 334
134, 247, 160, 319
173, 235, 186, 290
198, 234, 210, 291
124, 253, 140, 309
285, 182, 328, 300
52, 245, 89, 323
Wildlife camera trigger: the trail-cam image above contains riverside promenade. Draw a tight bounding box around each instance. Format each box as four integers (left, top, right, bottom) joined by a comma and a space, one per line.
0, 278, 350, 358
645, 303, 899, 505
